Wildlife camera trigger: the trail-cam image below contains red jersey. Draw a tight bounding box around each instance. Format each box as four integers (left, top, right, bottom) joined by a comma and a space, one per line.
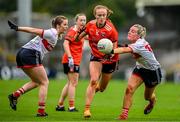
85, 19, 119, 63
62, 26, 84, 65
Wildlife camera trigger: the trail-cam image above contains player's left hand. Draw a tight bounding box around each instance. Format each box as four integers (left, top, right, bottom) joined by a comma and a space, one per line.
8, 20, 18, 31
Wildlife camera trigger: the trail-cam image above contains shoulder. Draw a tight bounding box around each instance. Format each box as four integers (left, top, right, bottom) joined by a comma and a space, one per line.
50, 28, 57, 33
105, 20, 117, 32
87, 20, 96, 26
136, 38, 148, 45
130, 39, 146, 49
45, 28, 57, 35
67, 26, 76, 33
65, 26, 77, 41
43, 28, 58, 38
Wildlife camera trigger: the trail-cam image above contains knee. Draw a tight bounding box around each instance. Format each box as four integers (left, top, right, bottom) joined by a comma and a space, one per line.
90, 79, 98, 88
125, 85, 135, 95
40, 80, 49, 86
71, 80, 78, 87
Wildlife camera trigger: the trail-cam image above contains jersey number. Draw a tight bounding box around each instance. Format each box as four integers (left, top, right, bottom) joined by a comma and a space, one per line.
145, 44, 152, 52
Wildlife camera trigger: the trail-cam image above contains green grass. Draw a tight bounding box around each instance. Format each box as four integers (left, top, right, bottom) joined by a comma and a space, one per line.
0, 79, 180, 121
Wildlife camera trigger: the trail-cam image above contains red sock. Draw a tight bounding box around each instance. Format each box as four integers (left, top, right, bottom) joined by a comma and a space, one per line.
38, 102, 45, 114
85, 104, 90, 111
119, 108, 129, 119
69, 100, 74, 108
13, 88, 25, 98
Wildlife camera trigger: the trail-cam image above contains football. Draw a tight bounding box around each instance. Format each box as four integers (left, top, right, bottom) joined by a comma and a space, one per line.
97, 38, 113, 54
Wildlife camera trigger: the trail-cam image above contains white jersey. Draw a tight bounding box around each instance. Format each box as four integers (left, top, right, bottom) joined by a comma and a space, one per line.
129, 38, 160, 70
23, 28, 58, 60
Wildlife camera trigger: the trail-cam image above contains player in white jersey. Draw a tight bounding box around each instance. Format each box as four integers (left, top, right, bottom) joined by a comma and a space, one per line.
7, 15, 68, 117
100, 24, 162, 120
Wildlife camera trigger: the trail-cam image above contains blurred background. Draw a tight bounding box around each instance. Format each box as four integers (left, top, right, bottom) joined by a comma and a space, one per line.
0, 0, 180, 82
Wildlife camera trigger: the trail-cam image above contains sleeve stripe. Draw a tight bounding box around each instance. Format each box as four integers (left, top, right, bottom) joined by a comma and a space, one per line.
41, 29, 44, 38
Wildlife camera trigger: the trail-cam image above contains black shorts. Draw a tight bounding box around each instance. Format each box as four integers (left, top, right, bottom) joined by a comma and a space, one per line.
63, 63, 80, 74
16, 48, 42, 68
133, 67, 162, 88
90, 55, 117, 73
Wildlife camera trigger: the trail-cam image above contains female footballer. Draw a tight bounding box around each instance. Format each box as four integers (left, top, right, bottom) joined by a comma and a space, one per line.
76, 5, 119, 118
105, 24, 162, 120
56, 13, 86, 112
7, 15, 68, 117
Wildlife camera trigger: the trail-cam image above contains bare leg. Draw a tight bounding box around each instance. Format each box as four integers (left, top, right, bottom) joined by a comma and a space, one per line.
67, 72, 79, 110
98, 73, 112, 92
21, 81, 39, 93
119, 74, 143, 120
58, 83, 69, 106
144, 86, 156, 114
23, 66, 49, 116
84, 61, 102, 118
8, 68, 41, 111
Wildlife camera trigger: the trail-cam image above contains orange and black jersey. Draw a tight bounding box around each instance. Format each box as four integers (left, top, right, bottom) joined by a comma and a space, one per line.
62, 26, 84, 65
85, 19, 119, 63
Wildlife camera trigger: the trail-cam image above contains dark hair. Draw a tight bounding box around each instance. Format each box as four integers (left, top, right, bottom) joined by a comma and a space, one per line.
52, 15, 67, 28
74, 13, 86, 22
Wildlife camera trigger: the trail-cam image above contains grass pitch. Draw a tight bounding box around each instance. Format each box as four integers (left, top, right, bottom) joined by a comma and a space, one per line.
0, 79, 180, 121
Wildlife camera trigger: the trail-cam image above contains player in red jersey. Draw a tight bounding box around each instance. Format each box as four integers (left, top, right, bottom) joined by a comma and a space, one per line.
76, 5, 119, 118
56, 13, 86, 112
7, 16, 68, 117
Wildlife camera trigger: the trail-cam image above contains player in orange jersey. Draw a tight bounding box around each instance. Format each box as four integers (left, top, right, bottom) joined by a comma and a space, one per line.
56, 13, 86, 112
76, 5, 119, 118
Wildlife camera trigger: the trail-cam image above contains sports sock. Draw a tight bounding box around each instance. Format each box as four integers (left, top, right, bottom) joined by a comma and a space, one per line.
58, 102, 64, 107
13, 88, 25, 98
38, 102, 45, 114
120, 108, 129, 119
85, 104, 90, 111
69, 100, 74, 108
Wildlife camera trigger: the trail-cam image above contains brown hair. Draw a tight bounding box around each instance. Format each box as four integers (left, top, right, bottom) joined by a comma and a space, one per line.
52, 15, 67, 28
133, 24, 146, 38
74, 13, 86, 22
93, 5, 113, 17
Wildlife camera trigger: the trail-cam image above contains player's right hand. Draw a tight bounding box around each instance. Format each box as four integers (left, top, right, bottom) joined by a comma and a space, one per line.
8, 20, 18, 31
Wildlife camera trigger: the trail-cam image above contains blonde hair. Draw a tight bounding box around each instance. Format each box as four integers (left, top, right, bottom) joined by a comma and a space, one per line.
51, 15, 67, 28
133, 24, 146, 38
93, 5, 113, 17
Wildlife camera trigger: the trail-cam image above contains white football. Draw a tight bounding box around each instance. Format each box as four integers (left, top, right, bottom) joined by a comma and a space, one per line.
97, 38, 113, 54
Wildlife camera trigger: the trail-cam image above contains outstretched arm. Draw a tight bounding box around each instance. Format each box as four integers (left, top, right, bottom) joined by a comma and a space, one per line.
112, 47, 133, 54
18, 27, 43, 36
8, 20, 43, 36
